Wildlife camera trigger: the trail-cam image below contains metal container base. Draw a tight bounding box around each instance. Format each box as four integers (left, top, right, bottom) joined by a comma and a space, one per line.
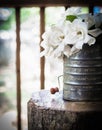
63, 90, 102, 101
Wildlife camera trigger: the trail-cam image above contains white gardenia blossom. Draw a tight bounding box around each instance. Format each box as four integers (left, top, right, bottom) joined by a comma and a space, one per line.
40, 7, 102, 60
40, 24, 66, 58
63, 19, 96, 56
64, 19, 90, 47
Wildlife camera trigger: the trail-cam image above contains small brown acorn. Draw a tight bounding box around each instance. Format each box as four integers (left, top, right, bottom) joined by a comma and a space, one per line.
50, 88, 56, 94
50, 87, 59, 94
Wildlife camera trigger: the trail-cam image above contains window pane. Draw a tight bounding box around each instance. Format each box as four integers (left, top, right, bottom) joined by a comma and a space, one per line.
45, 7, 65, 90
0, 7, 17, 129
20, 7, 40, 129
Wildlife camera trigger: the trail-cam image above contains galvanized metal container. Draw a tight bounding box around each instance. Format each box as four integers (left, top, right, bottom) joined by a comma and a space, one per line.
63, 35, 102, 101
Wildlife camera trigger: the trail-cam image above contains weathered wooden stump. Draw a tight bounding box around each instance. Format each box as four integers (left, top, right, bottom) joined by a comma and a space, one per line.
28, 90, 102, 130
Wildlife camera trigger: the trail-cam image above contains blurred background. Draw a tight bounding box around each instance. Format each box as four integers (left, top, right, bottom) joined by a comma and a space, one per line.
0, 6, 102, 130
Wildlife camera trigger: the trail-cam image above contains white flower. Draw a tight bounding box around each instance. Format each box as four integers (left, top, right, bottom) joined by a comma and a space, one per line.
64, 19, 89, 47
40, 24, 66, 58
40, 7, 102, 60
63, 19, 96, 56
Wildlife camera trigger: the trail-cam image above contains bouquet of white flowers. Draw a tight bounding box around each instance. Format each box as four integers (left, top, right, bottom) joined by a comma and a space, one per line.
40, 7, 102, 59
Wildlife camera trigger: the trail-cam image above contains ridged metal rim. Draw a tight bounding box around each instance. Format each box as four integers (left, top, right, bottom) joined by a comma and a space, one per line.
64, 72, 102, 75
64, 81, 102, 86
65, 64, 102, 68
69, 57, 102, 61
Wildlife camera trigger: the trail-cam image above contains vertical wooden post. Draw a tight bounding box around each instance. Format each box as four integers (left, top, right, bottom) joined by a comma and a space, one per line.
89, 5, 94, 14
15, 7, 22, 130
40, 7, 45, 89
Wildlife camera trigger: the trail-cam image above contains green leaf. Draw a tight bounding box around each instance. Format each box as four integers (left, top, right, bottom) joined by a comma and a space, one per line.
66, 15, 77, 22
